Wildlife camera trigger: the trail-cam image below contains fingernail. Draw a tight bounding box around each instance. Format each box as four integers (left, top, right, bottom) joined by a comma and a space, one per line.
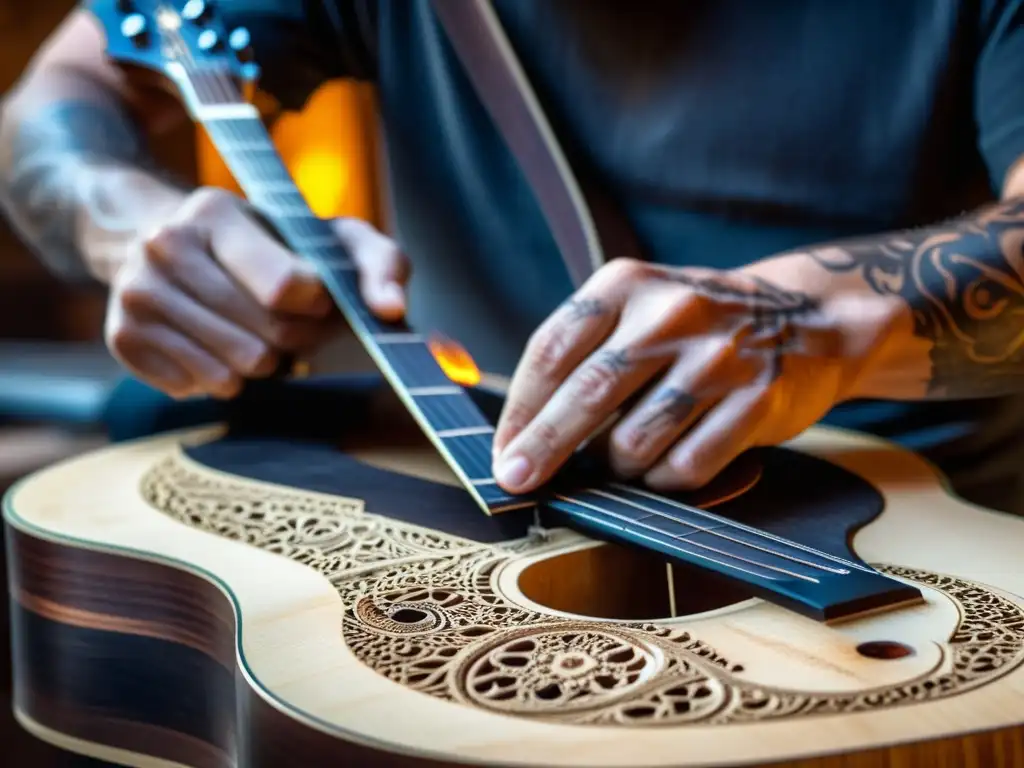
494, 453, 533, 491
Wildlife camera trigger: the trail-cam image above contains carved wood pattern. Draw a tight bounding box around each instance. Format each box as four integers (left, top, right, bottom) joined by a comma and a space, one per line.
140, 454, 1024, 726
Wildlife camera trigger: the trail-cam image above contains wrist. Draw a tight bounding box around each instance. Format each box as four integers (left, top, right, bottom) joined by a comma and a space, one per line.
735, 253, 929, 403
77, 163, 188, 284
823, 290, 928, 402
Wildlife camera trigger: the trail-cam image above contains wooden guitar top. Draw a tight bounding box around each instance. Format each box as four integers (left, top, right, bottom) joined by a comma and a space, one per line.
4, 379, 1024, 767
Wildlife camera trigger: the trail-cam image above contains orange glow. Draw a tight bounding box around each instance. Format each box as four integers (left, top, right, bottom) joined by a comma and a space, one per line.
291, 149, 350, 218
195, 80, 381, 224
428, 334, 481, 387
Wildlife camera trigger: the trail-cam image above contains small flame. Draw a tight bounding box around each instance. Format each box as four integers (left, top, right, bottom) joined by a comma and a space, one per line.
428, 334, 481, 387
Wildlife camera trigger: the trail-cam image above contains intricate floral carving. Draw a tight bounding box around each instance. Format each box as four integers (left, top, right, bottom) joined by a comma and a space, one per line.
141, 453, 1024, 727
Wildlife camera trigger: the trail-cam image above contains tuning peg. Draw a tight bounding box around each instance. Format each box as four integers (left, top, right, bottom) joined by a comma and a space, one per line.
228, 27, 252, 58
197, 29, 221, 52
181, 0, 210, 23
120, 13, 148, 46
240, 61, 261, 102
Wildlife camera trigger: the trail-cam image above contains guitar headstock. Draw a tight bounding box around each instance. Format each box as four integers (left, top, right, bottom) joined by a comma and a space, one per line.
84, 0, 259, 114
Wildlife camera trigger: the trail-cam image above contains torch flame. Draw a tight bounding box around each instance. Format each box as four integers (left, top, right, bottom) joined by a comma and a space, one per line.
428, 334, 481, 387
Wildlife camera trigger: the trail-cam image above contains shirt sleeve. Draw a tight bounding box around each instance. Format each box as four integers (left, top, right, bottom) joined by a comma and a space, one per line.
976, 0, 1024, 194
218, 0, 376, 111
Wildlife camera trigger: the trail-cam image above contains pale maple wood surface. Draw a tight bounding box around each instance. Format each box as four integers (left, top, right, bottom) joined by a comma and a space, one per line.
5, 421, 1024, 767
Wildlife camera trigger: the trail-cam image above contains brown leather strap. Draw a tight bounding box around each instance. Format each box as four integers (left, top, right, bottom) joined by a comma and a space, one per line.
430, 0, 639, 288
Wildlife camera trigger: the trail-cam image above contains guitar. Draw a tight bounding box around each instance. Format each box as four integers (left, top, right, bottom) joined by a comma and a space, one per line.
5, 2, 1024, 766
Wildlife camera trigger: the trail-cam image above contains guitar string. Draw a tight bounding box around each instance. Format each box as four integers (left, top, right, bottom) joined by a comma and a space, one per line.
373, 425, 857, 578
163, 28, 879, 592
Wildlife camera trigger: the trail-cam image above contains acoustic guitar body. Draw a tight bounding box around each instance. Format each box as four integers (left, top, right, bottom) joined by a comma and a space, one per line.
4, 377, 1024, 768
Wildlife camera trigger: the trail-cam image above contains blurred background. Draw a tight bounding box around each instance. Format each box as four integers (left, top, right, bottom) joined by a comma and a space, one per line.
0, 2, 382, 762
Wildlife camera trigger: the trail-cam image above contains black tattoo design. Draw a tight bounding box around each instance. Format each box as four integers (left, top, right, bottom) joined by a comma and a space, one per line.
641, 386, 697, 429
671, 271, 820, 334
668, 271, 821, 382
0, 99, 148, 280
565, 297, 608, 321
807, 198, 1024, 398
596, 348, 632, 373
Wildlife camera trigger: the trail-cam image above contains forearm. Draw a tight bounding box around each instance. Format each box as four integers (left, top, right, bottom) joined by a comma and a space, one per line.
750, 197, 1024, 401
0, 70, 187, 284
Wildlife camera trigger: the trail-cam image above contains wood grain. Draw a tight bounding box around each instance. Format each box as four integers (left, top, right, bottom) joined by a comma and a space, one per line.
4, 421, 1024, 766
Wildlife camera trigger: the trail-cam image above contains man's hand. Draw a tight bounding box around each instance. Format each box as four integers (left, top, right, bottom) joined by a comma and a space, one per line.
105, 187, 408, 399
492, 258, 904, 494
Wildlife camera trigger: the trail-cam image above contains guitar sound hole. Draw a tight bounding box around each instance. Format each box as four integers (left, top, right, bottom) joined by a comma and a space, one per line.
518, 542, 754, 621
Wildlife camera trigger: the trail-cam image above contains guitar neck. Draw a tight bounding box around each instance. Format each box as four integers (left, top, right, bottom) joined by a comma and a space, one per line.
201, 112, 531, 515
548, 484, 924, 622
203, 112, 922, 622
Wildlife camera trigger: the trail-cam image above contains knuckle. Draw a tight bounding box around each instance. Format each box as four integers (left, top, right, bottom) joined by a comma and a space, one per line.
164, 383, 196, 401
238, 343, 276, 376
601, 257, 648, 286
208, 370, 242, 398
669, 439, 726, 488
118, 280, 158, 316
679, 286, 712, 314
531, 421, 561, 454
669, 454, 713, 489
383, 242, 411, 276
332, 216, 370, 240
498, 402, 533, 437
105, 321, 138, 356
525, 325, 568, 377
261, 273, 298, 312
573, 355, 625, 413
188, 187, 237, 219
141, 224, 186, 267
609, 425, 650, 468
266, 317, 314, 350
262, 264, 319, 311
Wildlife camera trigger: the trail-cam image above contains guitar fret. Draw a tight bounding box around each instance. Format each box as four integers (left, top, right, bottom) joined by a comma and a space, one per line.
409, 387, 464, 396
374, 333, 425, 344
182, 75, 927, 616
197, 110, 530, 516
438, 426, 495, 438
197, 104, 260, 120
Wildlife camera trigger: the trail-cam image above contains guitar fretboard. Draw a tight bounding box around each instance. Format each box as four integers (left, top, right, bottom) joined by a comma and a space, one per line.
549, 483, 923, 621
202, 114, 531, 514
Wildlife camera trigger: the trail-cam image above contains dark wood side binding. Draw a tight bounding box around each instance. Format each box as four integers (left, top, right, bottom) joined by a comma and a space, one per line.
5, 522, 1023, 767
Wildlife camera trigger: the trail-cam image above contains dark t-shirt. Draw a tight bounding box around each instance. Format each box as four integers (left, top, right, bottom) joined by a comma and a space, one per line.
214, 0, 1024, 512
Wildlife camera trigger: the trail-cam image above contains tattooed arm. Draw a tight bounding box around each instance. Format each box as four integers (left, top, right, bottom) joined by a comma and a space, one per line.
0, 10, 190, 283
0, 8, 403, 401
492, 166, 1024, 494
733, 160, 1024, 404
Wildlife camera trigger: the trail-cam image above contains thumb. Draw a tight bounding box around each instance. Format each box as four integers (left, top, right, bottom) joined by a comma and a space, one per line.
331, 218, 410, 322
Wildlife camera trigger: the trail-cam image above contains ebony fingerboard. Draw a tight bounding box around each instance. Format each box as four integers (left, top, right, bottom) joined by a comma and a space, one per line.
202, 115, 531, 514
547, 485, 923, 621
